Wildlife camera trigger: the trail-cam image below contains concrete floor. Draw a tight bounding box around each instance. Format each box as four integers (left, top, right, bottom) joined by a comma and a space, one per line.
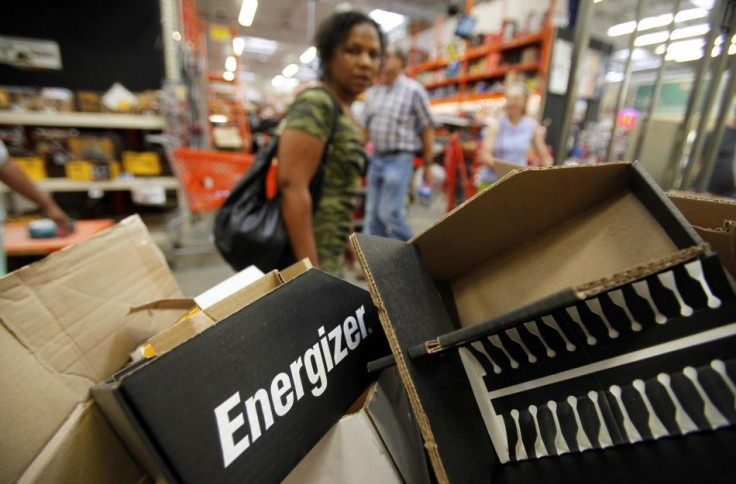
150, 191, 449, 297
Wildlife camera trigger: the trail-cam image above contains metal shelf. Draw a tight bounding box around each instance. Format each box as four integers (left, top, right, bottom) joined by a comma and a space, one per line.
0, 111, 165, 129
0, 177, 180, 193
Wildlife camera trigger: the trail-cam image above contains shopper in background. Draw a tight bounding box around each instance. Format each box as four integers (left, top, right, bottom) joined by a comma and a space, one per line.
277, 10, 384, 276
695, 105, 736, 198
478, 83, 553, 190
0, 139, 71, 275
361, 46, 435, 241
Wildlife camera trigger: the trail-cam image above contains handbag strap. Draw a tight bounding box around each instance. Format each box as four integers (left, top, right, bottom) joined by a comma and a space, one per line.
299, 85, 342, 209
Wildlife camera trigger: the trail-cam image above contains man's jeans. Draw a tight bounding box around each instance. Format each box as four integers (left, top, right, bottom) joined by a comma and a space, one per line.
363, 151, 414, 241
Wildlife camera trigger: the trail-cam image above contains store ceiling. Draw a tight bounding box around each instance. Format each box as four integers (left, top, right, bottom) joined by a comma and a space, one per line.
196, 0, 446, 92
194, 0, 716, 95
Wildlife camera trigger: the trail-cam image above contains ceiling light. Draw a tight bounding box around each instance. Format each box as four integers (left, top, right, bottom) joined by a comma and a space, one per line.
225, 56, 237, 72
675, 8, 708, 22
605, 71, 624, 82
608, 7, 711, 38
300, 46, 316, 64
689, 0, 714, 8
239, 0, 258, 27
608, 21, 636, 37
233, 37, 245, 56
241, 36, 278, 56
223, 71, 235, 81
638, 14, 674, 31
671, 23, 710, 40
655, 38, 706, 54
669, 49, 703, 62
272, 75, 285, 87
634, 31, 670, 46
369, 9, 406, 32
209, 114, 228, 123
282, 63, 299, 78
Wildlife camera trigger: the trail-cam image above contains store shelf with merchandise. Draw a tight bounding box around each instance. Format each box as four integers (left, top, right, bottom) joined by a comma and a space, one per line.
0, 108, 179, 209
0, 111, 165, 130
411, 28, 551, 107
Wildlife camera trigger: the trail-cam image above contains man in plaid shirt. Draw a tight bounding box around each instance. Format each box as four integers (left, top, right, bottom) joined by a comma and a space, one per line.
362, 46, 435, 240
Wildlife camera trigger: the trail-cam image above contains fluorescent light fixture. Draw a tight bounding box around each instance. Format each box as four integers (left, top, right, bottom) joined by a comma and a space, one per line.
655, 38, 705, 55
675, 8, 708, 22
300, 46, 316, 64
671, 23, 710, 40
605, 71, 624, 82
233, 37, 245, 55
608, 21, 636, 37
225, 56, 237, 72
239, 0, 258, 27
369, 9, 405, 32
272, 75, 285, 87
172, 31, 182, 41
242, 36, 278, 55
223, 71, 235, 81
209, 114, 228, 123
638, 14, 673, 31
608, 7, 711, 38
282, 63, 299, 78
669, 49, 703, 62
634, 31, 670, 46
690, 0, 714, 8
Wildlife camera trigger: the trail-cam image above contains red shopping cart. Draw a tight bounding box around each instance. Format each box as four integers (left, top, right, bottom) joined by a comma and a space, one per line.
166, 148, 254, 262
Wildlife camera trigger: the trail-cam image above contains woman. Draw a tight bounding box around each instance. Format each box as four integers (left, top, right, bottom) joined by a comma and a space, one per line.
277, 11, 384, 276
478, 83, 553, 190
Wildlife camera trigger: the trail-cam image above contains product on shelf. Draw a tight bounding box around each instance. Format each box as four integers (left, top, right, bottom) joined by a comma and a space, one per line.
122, 150, 162, 176
76, 90, 103, 112
38, 87, 74, 113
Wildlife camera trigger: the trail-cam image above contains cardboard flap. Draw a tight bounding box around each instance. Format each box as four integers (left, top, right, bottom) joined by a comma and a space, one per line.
129, 299, 195, 312
669, 191, 736, 230
412, 163, 633, 280
352, 233, 495, 483
0, 214, 184, 484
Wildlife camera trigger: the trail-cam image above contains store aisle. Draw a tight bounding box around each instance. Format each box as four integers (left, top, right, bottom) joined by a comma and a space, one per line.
160, 190, 448, 297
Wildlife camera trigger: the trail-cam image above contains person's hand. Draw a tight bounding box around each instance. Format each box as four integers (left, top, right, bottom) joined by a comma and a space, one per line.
44, 204, 72, 236
423, 163, 436, 186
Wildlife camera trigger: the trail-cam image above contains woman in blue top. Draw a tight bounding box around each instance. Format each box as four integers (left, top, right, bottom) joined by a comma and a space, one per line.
477, 83, 552, 190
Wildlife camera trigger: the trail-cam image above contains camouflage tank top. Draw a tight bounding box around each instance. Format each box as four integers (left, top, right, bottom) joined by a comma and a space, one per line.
281, 88, 367, 276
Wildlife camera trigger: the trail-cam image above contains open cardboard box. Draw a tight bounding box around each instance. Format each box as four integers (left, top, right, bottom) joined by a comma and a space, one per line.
351, 162, 736, 483
0, 215, 187, 484
1, 215, 423, 484
92, 262, 396, 483
668, 190, 736, 278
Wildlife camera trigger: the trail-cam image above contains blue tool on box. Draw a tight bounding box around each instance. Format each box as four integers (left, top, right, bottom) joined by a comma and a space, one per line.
28, 218, 75, 238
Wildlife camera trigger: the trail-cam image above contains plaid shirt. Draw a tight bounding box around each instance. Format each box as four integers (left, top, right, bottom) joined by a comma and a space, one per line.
363, 74, 433, 154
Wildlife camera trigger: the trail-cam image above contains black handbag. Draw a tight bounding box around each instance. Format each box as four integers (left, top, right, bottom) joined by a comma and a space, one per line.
213, 87, 341, 272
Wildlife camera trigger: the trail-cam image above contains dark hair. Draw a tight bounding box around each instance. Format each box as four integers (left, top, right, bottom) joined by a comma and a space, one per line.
315, 10, 386, 79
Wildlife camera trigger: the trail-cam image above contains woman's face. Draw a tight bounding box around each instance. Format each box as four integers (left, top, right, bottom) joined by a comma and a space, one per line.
328, 22, 382, 97
505, 89, 527, 117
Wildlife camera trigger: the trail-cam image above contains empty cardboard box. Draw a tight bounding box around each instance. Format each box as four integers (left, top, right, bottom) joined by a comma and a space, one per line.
0, 215, 187, 484
352, 162, 736, 483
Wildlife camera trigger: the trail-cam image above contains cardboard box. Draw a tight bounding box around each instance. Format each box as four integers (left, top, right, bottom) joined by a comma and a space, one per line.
669, 191, 736, 278
283, 368, 430, 484
352, 162, 736, 483
93, 265, 392, 483
0, 215, 187, 483
493, 159, 528, 179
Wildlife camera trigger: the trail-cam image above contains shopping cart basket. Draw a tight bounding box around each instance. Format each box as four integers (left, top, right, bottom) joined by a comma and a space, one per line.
167, 148, 254, 262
